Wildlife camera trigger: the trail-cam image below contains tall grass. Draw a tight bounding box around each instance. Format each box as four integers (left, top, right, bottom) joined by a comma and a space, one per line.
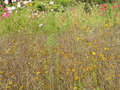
0, 1, 120, 90
0, 24, 120, 90
0, 2, 120, 36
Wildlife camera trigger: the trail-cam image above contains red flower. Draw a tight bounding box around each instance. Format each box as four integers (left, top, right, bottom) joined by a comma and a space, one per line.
114, 0, 116, 3
100, 8, 106, 12
101, 4, 107, 8
115, 14, 118, 16
113, 6, 118, 8
118, 4, 120, 7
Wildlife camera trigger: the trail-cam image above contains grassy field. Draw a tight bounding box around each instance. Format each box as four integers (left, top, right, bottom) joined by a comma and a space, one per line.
0, 0, 120, 90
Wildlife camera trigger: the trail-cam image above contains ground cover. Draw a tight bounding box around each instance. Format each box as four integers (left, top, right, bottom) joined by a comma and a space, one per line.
0, 0, 120, 89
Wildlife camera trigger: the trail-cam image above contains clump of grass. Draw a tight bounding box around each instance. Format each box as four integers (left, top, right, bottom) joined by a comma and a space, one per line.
0, 25, 120, 89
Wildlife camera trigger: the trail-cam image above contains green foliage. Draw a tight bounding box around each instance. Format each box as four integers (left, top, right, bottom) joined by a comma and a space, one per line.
45, 34, 56, 47
58, 0, 72, 6
77, 0, 115, 4
37, 3, 45, 11
34, 1, 64, 12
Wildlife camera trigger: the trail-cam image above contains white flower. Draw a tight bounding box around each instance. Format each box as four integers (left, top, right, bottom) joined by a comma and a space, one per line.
49, 1, 54, 5
29, 0, 32, 2
17, 2, 21, 8
6, 7, 13, 13
22, 1, 29, 4
51, 9, 54, 12
37, 15, 40, 18
39, 24, 43, 27
11, 6, 16, 10
34, 13, 38, 16
12, 0, 16, 3
4, 0, 9, 4
15, 11, 18, 13
96, 4, 99, 7
27, 9, 30, 11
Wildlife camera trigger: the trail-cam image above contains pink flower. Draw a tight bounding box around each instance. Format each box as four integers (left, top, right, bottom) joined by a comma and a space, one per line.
113, 6, 117, 8
101, 4, 107, 8
100, 8, 106, 12
115, 14, 118, 17
99, 13, 104, 16
118, 4, 120, 7
7, 9, 12, 13
2, 13, 10, 18
0, 4, 2, 7
3, 8, 7, 11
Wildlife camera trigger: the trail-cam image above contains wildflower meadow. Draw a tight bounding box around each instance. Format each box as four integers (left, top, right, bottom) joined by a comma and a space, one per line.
0, 0, 120, 90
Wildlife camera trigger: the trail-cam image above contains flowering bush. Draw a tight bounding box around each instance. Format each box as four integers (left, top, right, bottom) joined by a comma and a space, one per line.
76, 0, 116, 4
98, 3, 120, 17
33, 1, 64, 12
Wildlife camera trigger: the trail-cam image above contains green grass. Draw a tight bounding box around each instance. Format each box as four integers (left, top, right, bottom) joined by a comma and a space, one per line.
0, 1, 120, 90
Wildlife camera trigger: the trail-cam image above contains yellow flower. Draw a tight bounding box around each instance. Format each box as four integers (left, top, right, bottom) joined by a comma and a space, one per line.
92, 52, 96, 55
72, 68, 76, 72
63, 55, 68, 58
118, 75, 120, 77
74, 76, 79, 80
8, 81, 13, 85
74, 86, 77, 90
34, 77, 39, 80
104, 47, 109, 50
67, 72, 69, 76
106, 76, 111, 80
87, 42, 92, 45
0, 83, 3, 86
100, 54, 104, 57
45, 71, 48, 74
83, 69, 87, 72
36, 71, 41, 75
0, 72, 3, 74
86, 56, 89, 58
81, 26, 86, 30
54, 50, 59, 53
105, 24, 109, 27
19, 86, 24, 89
28, 3, 33, 7
60, 77, 64, 79
12, 74, 15, 77
14, 84, 17, 87
101, 57, 107, 60
61, 52, 65, 54
11, 40, 15, 43
67, 68, 70, 71
77, 37, 80, 40
41, 12, 44, 14
6, 86, 11, 89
